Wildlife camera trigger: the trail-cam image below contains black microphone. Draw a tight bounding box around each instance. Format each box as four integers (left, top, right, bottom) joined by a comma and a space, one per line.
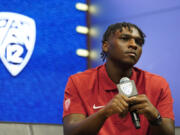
117, 77, 141, 129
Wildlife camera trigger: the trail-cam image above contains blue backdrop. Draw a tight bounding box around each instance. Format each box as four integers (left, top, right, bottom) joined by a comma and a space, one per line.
0, 0, 86, 124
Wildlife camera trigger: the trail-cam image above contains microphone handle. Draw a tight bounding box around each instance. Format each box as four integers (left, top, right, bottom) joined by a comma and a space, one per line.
130, 111, 141, 129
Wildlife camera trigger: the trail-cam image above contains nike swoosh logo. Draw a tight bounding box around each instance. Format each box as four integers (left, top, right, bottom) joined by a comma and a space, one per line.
93, 104, 105, 110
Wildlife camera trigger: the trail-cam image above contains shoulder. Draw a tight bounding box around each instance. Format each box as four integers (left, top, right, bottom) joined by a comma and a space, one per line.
68, 65, 103, 86
70, 66, 100, 79
134, 67, 169, 87
133, 67, 173, 107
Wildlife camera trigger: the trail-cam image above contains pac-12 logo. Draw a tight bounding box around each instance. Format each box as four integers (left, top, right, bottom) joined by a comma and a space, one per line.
0, 12, 36, 76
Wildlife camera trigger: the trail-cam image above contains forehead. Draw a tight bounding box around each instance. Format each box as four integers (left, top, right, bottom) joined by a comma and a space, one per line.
114, 27, 141, 37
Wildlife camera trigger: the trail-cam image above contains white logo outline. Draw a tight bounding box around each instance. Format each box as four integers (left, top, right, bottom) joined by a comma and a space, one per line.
0, 12, 36, 76
93, 104, 105, 110
120, 82, 133, 96
65, 98, 71, 111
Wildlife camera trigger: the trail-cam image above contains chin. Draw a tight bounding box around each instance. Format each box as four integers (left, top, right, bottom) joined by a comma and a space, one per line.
114, 60, 136, 68
123, 58, 137, 65
124, 60, 139, 68
110, 57, 138, 67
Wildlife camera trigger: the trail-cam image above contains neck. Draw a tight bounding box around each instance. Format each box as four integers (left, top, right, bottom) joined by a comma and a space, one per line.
105, 60, 133, 84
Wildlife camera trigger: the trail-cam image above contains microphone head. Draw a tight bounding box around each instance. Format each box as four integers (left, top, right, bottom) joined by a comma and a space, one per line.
120, 77, 130, 84
117, 78, 138, 97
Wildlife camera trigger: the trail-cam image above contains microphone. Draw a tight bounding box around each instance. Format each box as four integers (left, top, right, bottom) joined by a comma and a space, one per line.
117, 77, 141, 129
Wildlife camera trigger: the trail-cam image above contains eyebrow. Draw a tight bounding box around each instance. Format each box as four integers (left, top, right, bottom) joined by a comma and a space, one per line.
120, 34, 142, 39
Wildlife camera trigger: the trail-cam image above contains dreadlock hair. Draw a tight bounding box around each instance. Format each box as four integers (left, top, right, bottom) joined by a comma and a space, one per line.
101, 22, 146, 61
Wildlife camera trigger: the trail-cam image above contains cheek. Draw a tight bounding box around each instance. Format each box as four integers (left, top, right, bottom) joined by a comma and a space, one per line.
111, 46, 124, 56
137, 49, 142, 59
107, 46, 123, 59
111, 42, 124, 53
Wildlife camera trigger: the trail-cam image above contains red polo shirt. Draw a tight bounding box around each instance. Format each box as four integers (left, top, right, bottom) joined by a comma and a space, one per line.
63, 64, 174, 135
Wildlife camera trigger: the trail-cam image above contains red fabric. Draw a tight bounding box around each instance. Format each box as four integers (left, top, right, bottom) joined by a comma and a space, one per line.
63, 64, 174, 135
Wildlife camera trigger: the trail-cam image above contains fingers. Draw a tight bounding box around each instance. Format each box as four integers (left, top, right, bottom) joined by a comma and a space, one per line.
119, 95, 129, 108
127, 94, 148, 104
104, 94, 129, 117
116, 95, 129, 118
127, 94, 159, 121
129, 103, 147, 112
114, 94, 129, 112
106, 94, 159, 123
128, 95, 149, 113
104, 94, 155, 119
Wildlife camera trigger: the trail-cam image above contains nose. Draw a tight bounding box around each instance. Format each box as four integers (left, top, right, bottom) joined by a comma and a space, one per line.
128, 39, 137, 50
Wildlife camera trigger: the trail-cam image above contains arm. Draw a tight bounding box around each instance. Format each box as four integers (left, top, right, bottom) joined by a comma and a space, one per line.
63, 110, 107, 135
129, 95, 175, 135
63, 94, 129, 135
150, 118, 175, 135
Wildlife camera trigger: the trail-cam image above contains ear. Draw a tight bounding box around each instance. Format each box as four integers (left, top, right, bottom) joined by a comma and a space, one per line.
102, 41, 109, 53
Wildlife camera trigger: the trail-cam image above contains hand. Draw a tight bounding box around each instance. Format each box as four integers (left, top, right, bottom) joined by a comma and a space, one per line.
128, 94, 159, 122
102, 94, 129, 118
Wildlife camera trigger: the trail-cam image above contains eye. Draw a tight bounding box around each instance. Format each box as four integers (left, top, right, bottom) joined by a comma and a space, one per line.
120, 36, 130, 41
135, 38, 144, 46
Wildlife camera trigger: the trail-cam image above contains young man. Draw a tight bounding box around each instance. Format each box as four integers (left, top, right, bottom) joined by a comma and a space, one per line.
63, 22, 175, 135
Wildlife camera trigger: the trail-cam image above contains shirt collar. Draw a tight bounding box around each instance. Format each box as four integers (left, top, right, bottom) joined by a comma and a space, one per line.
98, 64, 117, 91
98, 64, 137, 91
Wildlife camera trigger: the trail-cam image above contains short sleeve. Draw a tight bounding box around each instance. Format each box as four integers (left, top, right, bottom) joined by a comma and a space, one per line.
63, 76, 86, 118
157, 81, 174, 120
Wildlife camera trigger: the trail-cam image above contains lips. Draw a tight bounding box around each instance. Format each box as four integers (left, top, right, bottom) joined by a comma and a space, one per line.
125, 51, 137, 56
